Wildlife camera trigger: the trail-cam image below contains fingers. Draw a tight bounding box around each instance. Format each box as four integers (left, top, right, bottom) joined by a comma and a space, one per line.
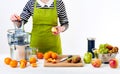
55, 26, 65, 33
56, 26, 62, 33
51, 27, 58, 35
10, 14, 21, 22
51, 26, 64, 35
10, 14, 17, 22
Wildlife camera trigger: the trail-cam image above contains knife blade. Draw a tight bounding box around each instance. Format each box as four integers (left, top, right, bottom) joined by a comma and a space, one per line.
60, 55, 73, 62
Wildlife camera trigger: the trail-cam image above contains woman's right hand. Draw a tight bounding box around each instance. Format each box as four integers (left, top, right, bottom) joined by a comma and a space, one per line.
10, 14, 21, 22
10, 14, 21, 26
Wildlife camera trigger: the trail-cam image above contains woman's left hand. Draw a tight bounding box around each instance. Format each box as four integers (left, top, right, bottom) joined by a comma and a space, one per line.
51, 26, 65, 35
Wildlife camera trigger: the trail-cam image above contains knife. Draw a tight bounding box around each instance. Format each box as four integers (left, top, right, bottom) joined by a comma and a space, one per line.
60, 55, 73, 62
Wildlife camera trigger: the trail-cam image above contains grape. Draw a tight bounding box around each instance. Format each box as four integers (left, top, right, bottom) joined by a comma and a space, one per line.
99, 44, 105, 49
104, 48, 108, 54
99, 44, 109, 54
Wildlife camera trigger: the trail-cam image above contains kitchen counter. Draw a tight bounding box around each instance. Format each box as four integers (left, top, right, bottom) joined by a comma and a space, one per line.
0, 54, 120, 74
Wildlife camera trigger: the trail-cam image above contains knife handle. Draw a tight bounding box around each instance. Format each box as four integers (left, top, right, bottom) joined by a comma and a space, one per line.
68, 55, 72, 58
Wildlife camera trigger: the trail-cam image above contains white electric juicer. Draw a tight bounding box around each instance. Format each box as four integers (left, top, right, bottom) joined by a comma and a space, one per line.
7, 21, 32, 61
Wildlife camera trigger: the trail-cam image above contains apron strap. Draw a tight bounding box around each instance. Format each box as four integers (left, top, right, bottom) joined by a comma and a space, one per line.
34, 0, 37, 8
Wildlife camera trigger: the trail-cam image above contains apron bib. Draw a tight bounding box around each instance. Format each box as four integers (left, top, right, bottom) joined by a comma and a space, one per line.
30, 0, 62, 54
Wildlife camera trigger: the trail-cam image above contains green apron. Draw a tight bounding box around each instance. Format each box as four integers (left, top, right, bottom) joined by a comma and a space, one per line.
30, 0, 62, 54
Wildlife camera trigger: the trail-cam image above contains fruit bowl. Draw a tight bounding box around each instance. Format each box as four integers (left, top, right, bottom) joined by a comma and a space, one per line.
98, 53, 118, 64
94, 43, 119, 64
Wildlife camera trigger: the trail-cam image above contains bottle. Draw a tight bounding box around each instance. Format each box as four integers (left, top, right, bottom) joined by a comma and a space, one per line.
87, 37, 95, 58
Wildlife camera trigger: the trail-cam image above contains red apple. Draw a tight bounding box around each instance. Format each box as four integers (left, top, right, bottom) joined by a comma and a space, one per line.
91, 59, 102, 68
109, 58, 118, 68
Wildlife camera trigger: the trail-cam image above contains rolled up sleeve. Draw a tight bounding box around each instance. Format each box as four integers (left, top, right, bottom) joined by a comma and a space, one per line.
57, 0, 69, 31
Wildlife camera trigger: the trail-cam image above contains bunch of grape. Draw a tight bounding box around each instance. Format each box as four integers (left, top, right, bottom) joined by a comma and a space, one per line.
98, 43, 119, 54
99, 44, 109, 54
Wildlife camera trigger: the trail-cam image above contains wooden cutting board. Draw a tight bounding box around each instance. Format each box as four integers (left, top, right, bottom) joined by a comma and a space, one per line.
44, 55, 84, 67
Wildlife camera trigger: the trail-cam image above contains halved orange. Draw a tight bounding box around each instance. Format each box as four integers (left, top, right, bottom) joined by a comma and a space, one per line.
31, 63, 37, 67
20, 59, 27, 66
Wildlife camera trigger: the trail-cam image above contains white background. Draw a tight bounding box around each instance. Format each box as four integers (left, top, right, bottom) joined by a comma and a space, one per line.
1, 0, 120, 74
1, 0, 120, 56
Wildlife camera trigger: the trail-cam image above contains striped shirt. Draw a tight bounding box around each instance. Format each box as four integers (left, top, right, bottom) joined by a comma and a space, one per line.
20, 0, 69, 30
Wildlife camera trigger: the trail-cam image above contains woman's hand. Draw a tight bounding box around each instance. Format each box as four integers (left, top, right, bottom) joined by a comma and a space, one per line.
10, 14, 21, 26
10, 14, 21, 22
51, 26, 65, 35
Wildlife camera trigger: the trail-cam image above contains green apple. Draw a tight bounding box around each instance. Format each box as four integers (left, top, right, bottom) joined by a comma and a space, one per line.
83, 52, 92, 64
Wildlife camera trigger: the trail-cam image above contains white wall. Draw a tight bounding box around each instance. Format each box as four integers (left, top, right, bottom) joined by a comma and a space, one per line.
1, 0, 120, 56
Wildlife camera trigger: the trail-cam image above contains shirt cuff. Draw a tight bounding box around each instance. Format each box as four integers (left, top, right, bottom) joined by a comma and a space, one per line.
61, 24, 69, 32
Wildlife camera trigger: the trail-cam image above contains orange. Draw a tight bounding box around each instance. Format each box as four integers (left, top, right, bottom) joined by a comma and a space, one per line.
44, 52, 51, 60
4, 57, 12, 65
20, 59, 27, 66
36, 52, 44, 59
47, 58, 53, 62
29, 57, 37, 64
20, 62, 26, 68
48, 51, 54, 55
44, 51, 58, 60
9, 60, 18, 68
31, 63, 37, 67
51, 52, 58, 59
51, 59, 57, 64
